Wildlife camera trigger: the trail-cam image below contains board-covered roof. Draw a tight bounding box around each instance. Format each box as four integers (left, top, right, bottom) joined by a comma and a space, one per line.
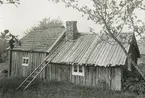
47, 33, 138, 67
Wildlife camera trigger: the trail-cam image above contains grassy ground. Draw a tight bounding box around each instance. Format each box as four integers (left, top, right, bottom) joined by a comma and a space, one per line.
0, 77, 142, 98
0, 61, 8, 79
0, 62, 144, 98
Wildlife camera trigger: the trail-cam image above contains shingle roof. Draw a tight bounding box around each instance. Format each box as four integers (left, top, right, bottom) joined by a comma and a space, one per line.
47, 33, 135, 67
15, 27, 64, 51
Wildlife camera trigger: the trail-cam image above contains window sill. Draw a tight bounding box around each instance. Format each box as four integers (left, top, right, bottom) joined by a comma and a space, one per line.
22, 64, 29, 66
72, 72, 84, 76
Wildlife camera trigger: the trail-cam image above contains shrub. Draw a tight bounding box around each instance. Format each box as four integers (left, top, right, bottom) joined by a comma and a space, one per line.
123, 77, 145, 94
0, 77, 23, 93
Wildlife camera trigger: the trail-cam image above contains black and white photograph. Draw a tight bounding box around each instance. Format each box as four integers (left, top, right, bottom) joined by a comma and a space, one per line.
0, 0, 145, 98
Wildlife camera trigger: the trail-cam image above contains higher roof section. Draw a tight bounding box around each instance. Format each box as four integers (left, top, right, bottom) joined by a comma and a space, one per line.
14, 27, 64, 52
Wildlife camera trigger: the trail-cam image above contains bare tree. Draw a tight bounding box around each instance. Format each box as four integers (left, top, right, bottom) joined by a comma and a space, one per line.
49, 0, 145, 79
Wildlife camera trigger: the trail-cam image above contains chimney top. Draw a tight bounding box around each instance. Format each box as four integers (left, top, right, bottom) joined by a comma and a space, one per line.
65, 21, 78, 40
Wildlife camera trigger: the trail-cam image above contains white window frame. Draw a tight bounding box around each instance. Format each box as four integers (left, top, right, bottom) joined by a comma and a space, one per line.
22, 57, 29, 66
72, 65, 84, 76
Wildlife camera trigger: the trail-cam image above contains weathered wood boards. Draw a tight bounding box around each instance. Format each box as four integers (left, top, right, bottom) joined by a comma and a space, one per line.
11, 50, 122, 91
11, 51, 47, 78
45, 64, 122, 91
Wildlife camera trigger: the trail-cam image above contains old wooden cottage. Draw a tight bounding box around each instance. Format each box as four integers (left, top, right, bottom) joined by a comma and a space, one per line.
11, 21, 142, 91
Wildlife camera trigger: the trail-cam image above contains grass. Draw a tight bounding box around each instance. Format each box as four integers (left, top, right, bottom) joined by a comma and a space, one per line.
0, 77, 141, 98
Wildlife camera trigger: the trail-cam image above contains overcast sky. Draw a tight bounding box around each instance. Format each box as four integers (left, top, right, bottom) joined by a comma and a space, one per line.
0, 0, 145, 39
0, 0, 102, 38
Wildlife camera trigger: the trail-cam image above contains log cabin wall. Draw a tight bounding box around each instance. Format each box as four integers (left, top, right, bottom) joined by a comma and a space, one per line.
45, 64, 122, 91
10, 50, 47, 78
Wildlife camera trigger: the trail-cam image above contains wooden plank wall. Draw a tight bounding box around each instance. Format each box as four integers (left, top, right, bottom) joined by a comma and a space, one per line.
11, 51, 47, 78
11, 51, 122, 91
46, 64, 122, 91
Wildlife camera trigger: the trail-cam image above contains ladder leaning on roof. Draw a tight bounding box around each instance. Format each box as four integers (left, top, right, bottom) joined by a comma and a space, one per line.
16, 30, 66, 91
16, 57, 51, 90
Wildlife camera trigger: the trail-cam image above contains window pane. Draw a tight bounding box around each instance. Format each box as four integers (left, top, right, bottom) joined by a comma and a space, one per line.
23, 59, 25, 63
26, 59, 29, 64
79, 66, 83, 73
74, 66, 77, 72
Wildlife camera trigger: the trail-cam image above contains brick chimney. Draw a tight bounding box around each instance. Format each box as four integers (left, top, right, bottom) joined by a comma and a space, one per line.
66, 21, 78, 40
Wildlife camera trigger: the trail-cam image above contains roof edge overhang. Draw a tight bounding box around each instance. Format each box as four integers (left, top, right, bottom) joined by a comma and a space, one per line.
50, 62, 124, 67
8, 48, 48, 53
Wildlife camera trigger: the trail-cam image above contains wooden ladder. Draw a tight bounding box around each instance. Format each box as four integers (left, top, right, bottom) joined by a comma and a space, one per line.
16, 57, 51, 90
16, 30, 66, 91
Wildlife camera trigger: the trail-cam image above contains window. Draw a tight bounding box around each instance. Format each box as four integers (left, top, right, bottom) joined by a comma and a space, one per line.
72, 65, 84, 76
22, 57, 29, 66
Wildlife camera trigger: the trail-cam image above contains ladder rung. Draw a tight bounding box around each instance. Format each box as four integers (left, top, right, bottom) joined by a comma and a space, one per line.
34, 72, 39, 75
31, 73, 39, 78
31, 75, 36, 78
36, 67, 41, 71
26, 80, 31, 83
21, 86, 26, 89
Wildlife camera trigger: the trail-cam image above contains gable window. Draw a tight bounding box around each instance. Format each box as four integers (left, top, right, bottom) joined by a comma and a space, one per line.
72, 65, 84, 76
22, 57, 29, 66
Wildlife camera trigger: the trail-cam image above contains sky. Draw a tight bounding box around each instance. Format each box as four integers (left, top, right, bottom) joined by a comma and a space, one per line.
0, 0, 145, 39
0, 0, 101, 38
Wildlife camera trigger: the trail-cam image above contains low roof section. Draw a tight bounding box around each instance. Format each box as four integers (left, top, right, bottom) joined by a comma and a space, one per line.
14, 27, 64, 52
47, 32, 140, 67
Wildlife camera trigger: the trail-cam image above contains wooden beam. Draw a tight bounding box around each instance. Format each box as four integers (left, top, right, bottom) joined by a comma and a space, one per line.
9, 49, 12, 76
10, 49, 47, 53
